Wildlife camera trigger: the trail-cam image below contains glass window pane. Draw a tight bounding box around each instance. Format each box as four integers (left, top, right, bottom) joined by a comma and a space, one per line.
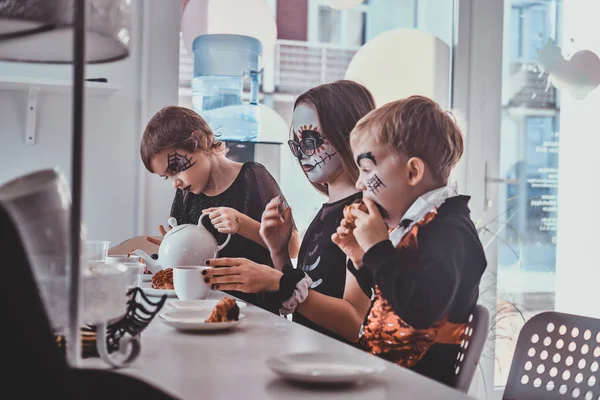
493, 0, 600, 389
318, 7, 341, 44
510, 7, 523, 61
345, 10, 366, 46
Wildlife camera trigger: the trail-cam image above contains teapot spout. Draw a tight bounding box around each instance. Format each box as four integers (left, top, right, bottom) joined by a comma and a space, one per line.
130, 249, 161, 274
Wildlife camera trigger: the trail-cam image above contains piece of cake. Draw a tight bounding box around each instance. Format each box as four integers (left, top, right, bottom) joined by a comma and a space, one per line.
343, 200, 368, 229
205, 297, 240, 323
151, 268, 173, 290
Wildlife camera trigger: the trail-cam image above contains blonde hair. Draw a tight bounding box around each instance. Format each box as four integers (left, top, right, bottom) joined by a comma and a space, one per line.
140, 106, 227, 172
350, 96, 464, 183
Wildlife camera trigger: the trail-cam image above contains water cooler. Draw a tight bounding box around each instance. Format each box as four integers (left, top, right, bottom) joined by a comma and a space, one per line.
191, 34, 282, 181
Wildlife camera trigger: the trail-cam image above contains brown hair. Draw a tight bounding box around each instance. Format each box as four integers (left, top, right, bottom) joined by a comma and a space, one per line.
351, 95, 464, 184
140, 106, 226, 172
293, 80, 376, 195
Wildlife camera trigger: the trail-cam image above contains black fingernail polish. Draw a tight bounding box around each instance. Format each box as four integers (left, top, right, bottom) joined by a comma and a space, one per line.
204, 278, 209, 283
214, 285, 220, 290
202, 269, 207, 275
205, 259, 210, 265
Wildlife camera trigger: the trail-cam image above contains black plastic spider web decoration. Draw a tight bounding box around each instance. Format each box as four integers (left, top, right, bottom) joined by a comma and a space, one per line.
366, 174, 386, 194
168, 152, 196, 172
90, 287, 166, 354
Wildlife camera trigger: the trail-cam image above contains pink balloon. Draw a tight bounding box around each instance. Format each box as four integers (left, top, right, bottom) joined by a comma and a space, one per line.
181, 0, 209, 55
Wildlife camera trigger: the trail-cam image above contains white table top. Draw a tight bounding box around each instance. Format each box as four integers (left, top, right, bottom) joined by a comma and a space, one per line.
84, 290, 474, 400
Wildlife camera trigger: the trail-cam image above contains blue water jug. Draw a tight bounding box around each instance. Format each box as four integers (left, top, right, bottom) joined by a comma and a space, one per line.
191, 34, 261, 141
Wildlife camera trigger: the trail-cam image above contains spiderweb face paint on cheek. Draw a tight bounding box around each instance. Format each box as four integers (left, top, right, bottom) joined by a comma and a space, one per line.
167, 152, 196, 173
366, 174, 386, 195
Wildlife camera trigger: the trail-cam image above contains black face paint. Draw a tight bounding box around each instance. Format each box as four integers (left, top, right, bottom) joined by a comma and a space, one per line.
310, 151, 337, 170
167, 152, 196, 173
366, 174, 386, 194
357, 151, 377, 165
299, 129, 324, 145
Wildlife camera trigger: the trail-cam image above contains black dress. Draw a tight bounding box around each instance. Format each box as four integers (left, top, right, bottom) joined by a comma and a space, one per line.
293, 192, 371, 343
170, 162, 292, 314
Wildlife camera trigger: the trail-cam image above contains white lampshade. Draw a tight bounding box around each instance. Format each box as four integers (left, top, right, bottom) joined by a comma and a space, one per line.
0, 0, 131, 63
181, 0, 277, 65
325, 0, 364, 10
345, 29, 450, 109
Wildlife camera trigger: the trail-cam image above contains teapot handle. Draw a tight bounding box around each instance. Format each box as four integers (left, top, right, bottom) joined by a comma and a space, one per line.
199, 213, 231, 252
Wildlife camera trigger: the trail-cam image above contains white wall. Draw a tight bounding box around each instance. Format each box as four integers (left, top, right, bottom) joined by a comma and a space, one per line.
0, 0, 180, 247
137, 1, 181, 238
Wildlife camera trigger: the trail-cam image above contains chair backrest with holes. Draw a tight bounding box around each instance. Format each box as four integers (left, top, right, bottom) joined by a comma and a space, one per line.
503, 311, 600, 400
454, 304, 490, 392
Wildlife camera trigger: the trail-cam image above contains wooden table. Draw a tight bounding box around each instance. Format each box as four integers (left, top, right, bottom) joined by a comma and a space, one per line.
84, 291, 475, 399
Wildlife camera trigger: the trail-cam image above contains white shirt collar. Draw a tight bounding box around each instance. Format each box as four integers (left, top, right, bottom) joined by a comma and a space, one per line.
389, 182, 458, 247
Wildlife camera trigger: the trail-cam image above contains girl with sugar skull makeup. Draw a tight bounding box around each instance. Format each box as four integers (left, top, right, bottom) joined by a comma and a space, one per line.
204, 80, 376, 343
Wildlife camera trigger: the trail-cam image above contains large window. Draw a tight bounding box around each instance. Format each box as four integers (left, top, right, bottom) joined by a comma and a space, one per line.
495, 0, 564, 389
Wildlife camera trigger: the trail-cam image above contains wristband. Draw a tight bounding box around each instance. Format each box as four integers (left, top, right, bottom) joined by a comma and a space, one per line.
275, 264, 305, 304
280, 274, 313, 315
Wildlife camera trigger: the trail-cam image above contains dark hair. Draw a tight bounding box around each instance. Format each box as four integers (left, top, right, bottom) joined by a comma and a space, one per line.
293, 80, 376, 195
140, 106, 226, 172
351, 95, 464, 184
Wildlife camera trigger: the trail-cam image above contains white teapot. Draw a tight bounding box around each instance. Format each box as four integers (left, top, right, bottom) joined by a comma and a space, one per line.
131, 214, 230, 274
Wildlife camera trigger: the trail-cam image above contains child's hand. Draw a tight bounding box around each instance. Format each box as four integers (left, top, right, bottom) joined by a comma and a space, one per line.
332, 218, 365, 268
204, 257, 282, 293
350, 198, 389, 253
259, 196, 293, 256
203, 207, 241, 234
145, 222, 172, 246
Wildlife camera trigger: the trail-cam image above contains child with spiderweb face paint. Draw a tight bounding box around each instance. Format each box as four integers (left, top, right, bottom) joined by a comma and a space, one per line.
139, 106, 300, 314
328, 95, 486, 386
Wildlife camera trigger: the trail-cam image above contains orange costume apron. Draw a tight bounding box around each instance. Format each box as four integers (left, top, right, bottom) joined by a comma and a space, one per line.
358, 210, 467, 368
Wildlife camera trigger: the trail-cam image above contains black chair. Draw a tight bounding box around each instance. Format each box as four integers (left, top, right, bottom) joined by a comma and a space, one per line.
453, 304, 490, 393
503, 311, 600, 400
1, 204, 180, 399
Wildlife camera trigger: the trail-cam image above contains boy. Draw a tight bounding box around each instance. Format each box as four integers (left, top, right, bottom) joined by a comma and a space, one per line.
334, 95, 487, 385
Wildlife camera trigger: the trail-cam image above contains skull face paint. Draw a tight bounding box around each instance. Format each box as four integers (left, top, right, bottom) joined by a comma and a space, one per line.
290, 104, 342, 184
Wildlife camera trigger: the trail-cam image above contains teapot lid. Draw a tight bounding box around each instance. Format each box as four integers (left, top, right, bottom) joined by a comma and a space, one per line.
164, 224, 189, 238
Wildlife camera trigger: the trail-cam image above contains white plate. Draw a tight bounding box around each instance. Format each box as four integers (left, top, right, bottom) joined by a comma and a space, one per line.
140, 282, 176, 297
266, 352, 386, 384
141, 274, 153, 282
159, 309, 246, 332
168, 299, 247, 310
